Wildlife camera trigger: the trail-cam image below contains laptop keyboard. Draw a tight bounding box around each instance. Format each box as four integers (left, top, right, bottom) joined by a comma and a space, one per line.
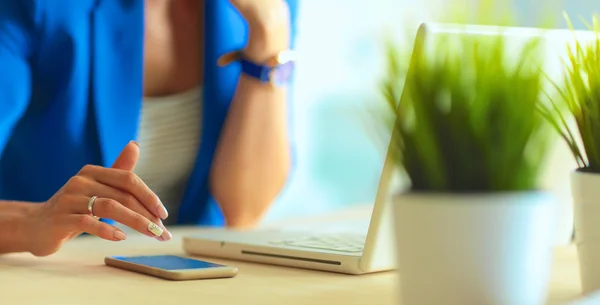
269, 234, 366, 253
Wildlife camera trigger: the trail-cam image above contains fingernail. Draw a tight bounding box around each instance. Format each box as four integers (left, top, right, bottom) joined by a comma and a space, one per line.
157, 204, 168, 220
163, 230, 172, 241
156, 230, 172, 241
130, 140, 139, 147
156, 219, 170, 240
114, 231, 127, 241
147, 222, 164, 237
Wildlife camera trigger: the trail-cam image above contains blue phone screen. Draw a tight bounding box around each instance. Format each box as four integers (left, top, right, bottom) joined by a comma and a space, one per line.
112, 255, 224, 270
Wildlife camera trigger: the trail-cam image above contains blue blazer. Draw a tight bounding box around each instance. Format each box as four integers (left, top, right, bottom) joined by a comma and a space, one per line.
0, 0, 298, 225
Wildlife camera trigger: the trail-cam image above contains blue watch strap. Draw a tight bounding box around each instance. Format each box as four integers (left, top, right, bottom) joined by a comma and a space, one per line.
239, 56, 295, 86
218, 50, 295, 86
240, 58, 272, 83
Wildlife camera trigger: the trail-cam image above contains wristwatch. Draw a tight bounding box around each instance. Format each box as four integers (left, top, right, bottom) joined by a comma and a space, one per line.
218, 50, 296, 87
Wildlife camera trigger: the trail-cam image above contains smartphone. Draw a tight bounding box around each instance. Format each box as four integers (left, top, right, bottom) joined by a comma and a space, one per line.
104, 255, 238, 281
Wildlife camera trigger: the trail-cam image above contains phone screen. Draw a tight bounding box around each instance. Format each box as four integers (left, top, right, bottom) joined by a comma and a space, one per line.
111, 255, 225, 270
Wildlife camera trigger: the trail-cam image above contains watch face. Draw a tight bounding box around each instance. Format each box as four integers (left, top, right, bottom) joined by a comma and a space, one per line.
271, 61, 295, 86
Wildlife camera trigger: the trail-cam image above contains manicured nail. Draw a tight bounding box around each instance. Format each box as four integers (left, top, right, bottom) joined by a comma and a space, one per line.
147, 222, 164, 237
114, 231, 127, 241
157, 204, 168, 220
155, 227, 172, 241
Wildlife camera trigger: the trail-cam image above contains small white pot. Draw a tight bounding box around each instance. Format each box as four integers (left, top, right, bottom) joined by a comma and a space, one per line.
571, 170, 600, 295
393, 192, 556, 305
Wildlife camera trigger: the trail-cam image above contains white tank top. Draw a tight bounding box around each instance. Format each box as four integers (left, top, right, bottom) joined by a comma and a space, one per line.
134, 87, 202, 223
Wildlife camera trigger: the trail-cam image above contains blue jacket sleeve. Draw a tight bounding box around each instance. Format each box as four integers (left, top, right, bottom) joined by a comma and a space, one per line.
0, 1, 34, 157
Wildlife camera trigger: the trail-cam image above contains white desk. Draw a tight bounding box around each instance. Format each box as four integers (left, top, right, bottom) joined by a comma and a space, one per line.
0, 208, 585, 305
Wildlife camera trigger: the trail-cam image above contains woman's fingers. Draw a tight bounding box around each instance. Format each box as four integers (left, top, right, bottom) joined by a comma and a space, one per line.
111, 141, 140, 171
85, 197, 168, 240
66, 142, 171, 241
57, 190, 171, 241
77, 182, 171, 240
69, 196, 170, 240
65, 214, 127, 242
79, 165, 168, 220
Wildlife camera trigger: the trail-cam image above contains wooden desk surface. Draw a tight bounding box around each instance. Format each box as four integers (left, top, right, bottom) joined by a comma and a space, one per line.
0, 213, 585, 305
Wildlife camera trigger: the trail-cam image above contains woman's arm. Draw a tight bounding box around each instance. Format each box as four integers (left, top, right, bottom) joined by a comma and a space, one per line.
0, 202, 35, 254
209, 0, 297, 228
0, 2, 175, 256
0, 142, 174, 257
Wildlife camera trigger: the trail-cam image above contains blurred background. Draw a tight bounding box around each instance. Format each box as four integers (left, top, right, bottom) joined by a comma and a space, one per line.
264, 0, 599, 225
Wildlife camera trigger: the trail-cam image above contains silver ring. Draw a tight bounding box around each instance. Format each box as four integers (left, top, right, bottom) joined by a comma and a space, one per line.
88, 196, 98, 217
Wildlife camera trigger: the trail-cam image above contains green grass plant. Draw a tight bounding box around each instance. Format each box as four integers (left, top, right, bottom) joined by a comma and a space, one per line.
538, 14, 600, 173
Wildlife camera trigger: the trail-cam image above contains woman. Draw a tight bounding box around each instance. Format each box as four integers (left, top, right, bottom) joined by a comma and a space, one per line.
0, 0, 298, 256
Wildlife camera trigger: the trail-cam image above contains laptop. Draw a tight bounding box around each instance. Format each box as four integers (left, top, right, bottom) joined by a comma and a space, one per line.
183, 22, 596, 274
182, 136, 400, 275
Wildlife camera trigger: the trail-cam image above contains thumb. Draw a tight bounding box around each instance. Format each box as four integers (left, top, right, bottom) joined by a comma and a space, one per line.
111, 141, 140, 171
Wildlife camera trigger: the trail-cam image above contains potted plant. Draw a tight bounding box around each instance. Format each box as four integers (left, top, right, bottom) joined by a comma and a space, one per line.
537, 14, 600, 295
379, 25, 557, 305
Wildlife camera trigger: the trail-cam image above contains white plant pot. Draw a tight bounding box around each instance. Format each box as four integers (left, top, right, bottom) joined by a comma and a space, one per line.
571, 170, 600, 295
393, 192, 556, 305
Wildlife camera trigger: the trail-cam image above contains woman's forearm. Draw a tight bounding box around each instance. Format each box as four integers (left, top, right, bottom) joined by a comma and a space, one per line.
210, 25, 291, 228
0, 201, 34, 254
209, 2, 294, 228
210, 73, 291, 228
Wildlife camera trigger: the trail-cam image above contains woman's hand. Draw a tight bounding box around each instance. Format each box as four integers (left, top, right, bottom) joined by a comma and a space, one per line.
23, 141, 172, 257
230, 0, 291, 62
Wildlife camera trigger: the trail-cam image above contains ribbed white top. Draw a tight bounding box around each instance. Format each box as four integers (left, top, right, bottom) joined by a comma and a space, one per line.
134, 87, 202, 223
